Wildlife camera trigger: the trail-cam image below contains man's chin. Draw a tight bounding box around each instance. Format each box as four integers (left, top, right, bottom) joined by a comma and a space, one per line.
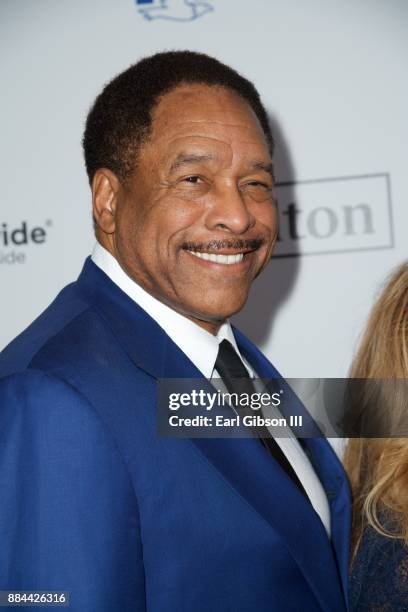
184, 296, 250, 326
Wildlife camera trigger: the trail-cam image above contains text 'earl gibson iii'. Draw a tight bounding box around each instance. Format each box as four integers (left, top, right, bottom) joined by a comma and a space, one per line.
169, 414, 304, 428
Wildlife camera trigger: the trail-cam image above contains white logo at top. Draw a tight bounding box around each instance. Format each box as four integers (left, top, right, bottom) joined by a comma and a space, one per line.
136, 0, 214, 22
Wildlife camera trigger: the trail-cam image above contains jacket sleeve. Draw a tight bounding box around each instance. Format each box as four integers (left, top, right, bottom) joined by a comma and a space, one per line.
0, 370, 146, 612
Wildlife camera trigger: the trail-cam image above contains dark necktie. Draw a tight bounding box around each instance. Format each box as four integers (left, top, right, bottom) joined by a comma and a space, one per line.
215, 339, 307, 496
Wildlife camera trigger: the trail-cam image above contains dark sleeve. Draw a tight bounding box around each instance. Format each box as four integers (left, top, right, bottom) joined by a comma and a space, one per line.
350, 524, 408, 611
0, 370, 146, 612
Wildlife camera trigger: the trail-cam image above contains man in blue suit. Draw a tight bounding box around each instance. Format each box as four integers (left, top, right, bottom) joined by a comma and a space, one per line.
0, 51, 350, 611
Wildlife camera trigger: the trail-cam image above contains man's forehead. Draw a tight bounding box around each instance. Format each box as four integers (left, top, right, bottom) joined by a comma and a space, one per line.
148, 120, 270, 162
138, 84, 271, 168
153, 82, 251, 116
150, 84, 266, 140
155, 134, 271, 171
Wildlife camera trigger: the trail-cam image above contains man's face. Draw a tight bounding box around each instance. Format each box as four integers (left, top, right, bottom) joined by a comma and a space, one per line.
109, 84, 277, 332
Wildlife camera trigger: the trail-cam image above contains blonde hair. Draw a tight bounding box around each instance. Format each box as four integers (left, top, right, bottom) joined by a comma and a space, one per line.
343, 262, 408, 558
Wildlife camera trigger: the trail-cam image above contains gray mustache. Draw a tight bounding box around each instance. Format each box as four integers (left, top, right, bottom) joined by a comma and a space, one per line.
182, 238, 263, 252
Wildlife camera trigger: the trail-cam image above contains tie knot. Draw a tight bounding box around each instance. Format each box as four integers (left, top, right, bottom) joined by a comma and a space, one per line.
215, 339, 251, 381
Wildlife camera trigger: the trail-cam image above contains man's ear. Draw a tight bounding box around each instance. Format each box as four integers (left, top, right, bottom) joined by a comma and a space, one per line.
92, 168, 121, 234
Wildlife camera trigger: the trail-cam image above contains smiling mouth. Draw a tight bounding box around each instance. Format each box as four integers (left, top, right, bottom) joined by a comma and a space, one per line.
182, 238, 263, 266
186, 251, 244, 265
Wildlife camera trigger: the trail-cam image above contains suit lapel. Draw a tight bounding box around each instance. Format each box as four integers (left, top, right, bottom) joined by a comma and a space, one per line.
76, 259, 348, 611
234, 326, 351, 606
304, 436, 351, 605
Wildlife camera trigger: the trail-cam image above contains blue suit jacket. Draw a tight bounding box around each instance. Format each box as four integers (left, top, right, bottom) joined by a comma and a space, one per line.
0, 258, 350, 611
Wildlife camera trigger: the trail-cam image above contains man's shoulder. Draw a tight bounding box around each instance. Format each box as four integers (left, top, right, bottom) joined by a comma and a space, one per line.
0, 279, 96, 379
0, 256, 175, 407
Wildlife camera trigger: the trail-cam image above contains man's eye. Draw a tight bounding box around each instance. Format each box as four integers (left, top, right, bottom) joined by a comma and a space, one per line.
247, 181, 270, 189
241, 181, 274, 202
243, 181, 273, 192
184, 175, 202, 184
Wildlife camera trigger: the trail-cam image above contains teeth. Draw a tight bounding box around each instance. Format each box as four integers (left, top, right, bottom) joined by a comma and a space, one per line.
187, 250, 244, 265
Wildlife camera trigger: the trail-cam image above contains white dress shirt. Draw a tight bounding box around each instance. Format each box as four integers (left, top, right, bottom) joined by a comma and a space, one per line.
91, 243, 331, 536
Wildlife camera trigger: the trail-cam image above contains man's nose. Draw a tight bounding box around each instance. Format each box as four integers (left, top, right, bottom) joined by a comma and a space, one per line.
205, 184, 255, 234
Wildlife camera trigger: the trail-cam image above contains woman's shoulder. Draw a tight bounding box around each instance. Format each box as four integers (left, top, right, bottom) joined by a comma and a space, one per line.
350, 524, 408, 610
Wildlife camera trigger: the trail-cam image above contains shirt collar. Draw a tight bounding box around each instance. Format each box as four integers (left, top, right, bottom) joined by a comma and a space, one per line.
91, 243, 251, 378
